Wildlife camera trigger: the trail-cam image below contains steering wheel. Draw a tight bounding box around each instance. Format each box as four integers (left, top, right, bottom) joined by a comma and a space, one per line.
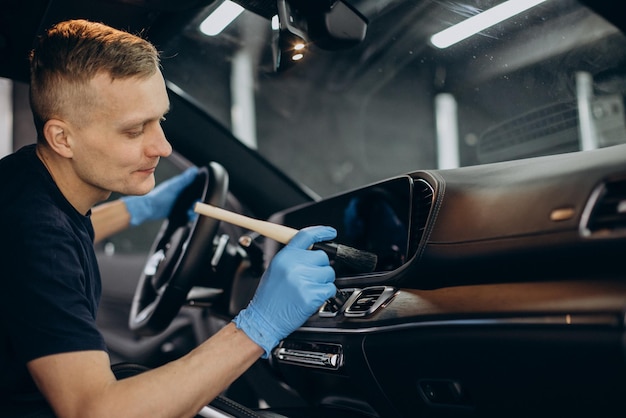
129, 162, 229, 336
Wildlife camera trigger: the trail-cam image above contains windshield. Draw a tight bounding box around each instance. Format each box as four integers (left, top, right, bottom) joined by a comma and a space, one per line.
161, 0, 626, 197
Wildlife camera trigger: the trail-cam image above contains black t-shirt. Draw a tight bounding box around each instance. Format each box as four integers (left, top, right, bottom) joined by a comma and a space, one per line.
0, 145, 107, 416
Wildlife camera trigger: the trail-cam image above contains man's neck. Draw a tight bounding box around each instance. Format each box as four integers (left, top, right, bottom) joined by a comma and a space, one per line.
35, 144, 110, 215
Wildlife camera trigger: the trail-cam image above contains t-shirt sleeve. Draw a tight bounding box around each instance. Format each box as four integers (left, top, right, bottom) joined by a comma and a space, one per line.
2, 219, 107, 364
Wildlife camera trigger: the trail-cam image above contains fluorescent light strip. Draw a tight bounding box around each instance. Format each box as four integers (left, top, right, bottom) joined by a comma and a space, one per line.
430, 0, 547, 49
200, 0, 244, 36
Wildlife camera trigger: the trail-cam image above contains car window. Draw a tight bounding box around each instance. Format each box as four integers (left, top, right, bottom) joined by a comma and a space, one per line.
160, 0, 626, 198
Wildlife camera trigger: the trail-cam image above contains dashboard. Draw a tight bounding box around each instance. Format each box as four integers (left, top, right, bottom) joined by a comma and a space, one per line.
270, 143, 626, 289
262, 144, 626, 417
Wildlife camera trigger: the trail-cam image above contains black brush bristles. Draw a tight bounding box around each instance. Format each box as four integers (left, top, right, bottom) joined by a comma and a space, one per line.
311, 241, 378, 275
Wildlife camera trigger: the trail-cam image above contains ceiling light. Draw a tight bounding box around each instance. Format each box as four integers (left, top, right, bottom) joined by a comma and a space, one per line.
430, 0, 548, 49
200, 0, 244, 36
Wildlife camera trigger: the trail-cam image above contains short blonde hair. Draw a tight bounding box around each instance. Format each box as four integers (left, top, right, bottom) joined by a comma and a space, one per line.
29, 19, 160, 140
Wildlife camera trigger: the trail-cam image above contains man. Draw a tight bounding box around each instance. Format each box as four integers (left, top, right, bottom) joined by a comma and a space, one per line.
0, 19, 337, 417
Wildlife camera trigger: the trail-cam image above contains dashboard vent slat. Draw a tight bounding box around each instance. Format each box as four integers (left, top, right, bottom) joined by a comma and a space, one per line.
582, 177, 626, 237
409, 179, 434, 255
344, 286, 396, 317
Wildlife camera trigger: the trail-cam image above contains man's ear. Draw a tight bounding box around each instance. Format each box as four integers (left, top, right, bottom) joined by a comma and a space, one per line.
42, 119, 73, 158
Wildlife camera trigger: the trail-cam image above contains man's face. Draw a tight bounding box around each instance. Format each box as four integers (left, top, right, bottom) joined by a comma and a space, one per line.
66, 70, 172, 198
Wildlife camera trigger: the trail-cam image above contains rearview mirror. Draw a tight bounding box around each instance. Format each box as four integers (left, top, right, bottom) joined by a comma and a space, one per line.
306, 0, 368, 50
272, 0, 367, 71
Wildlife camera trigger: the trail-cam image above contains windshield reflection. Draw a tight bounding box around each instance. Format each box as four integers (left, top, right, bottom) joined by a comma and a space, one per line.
162, 0, 626, 197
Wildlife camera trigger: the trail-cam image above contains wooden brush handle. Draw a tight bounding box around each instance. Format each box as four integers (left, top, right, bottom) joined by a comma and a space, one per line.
194, 202, 298, 244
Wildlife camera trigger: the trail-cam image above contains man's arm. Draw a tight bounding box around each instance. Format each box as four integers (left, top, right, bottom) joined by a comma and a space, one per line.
91, 199, 131, 243
28, 323, 262, 418
28, 226, 337, 418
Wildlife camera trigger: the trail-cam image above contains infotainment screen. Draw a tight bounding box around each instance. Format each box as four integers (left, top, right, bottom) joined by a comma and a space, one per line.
269, 176, 413, 277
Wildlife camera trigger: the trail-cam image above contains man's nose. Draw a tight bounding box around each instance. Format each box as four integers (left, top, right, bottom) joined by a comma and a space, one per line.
146, 122, 172, 158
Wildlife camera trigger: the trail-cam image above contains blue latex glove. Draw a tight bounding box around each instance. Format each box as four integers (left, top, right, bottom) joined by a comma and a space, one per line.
233, 226, 337, 358
122, 166, 199, 226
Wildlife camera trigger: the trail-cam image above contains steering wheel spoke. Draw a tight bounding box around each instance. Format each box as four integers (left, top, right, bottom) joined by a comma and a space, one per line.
129, 163, 229, 336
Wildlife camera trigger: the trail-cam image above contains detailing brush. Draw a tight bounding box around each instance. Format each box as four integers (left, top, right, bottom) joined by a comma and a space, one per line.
194, 202, 378, 274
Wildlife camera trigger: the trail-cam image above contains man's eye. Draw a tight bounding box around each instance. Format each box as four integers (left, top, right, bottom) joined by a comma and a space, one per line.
126, 130, 144, 138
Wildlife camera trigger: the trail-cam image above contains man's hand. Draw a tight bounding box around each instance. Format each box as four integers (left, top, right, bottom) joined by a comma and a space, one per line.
122, 166, 199, 226
233, 226, 337, 358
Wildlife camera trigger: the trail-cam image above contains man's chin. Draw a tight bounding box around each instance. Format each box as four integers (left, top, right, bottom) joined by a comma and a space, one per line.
135, 183, 156, 196
124, 175, 156, 196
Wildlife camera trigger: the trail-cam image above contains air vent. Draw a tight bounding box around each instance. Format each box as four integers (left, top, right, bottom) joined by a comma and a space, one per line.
409, 179, 434, 255
581, 177, 626, 237
344, 286, 396, 317
318, 288, 359, 317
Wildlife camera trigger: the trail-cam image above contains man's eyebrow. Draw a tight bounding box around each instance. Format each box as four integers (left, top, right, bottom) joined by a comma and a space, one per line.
159, 105, 171, 121
119, 105, 170, 129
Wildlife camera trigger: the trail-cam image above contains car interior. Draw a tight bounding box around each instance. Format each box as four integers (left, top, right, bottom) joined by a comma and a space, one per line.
2, 0, 626, 417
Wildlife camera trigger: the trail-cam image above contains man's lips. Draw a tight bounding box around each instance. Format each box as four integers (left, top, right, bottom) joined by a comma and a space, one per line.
137, 166, 157, 174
